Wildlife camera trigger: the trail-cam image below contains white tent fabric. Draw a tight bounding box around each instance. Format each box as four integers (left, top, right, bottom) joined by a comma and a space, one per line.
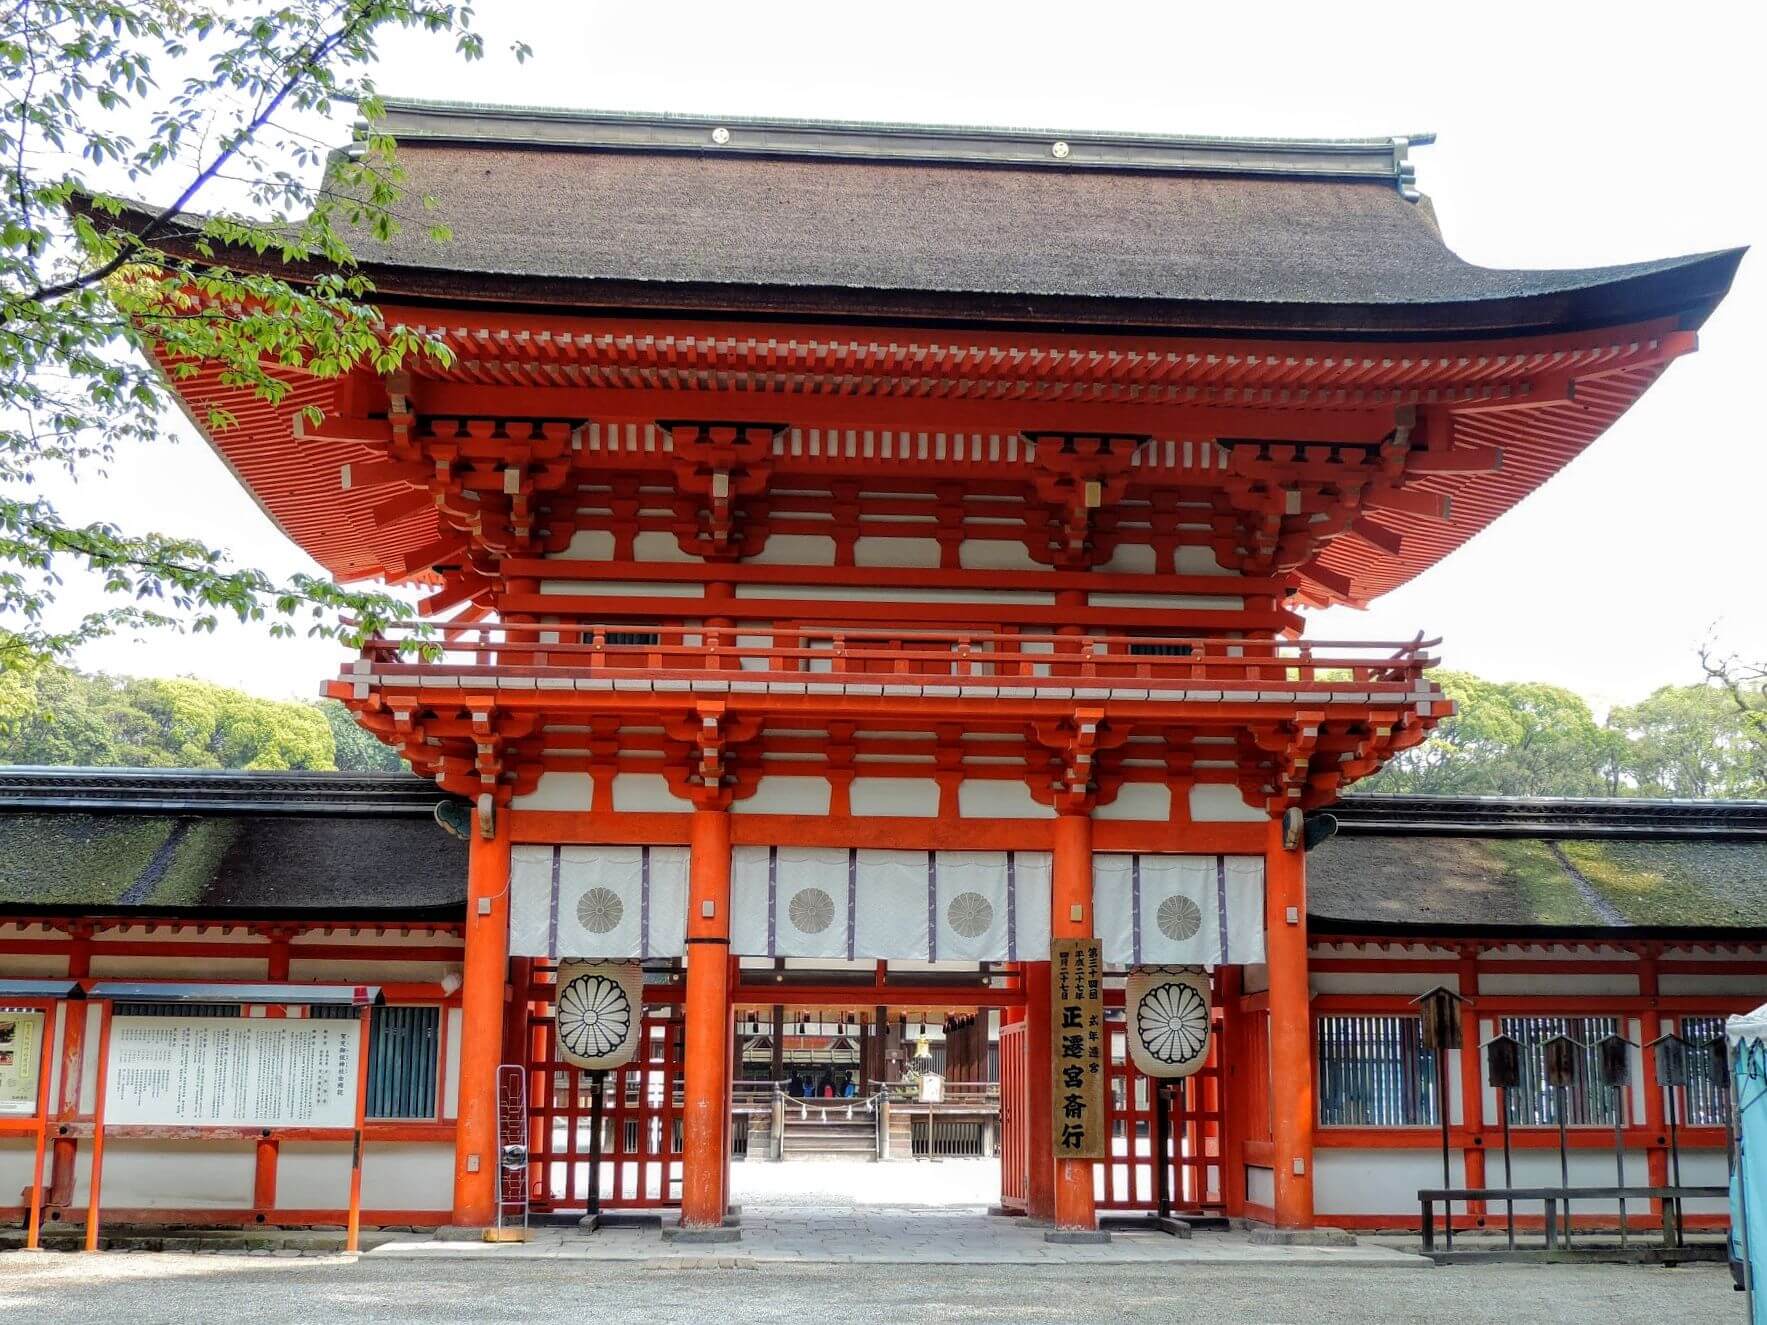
508, 844, 689, 959
1728, 1004, 1767, 1045
731, 846, 850, 960
1094, 853, 1265, 966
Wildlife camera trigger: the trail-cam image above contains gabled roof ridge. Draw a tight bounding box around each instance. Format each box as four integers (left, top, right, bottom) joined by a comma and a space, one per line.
0, 766, 450, 816
367, 97, 1431, 195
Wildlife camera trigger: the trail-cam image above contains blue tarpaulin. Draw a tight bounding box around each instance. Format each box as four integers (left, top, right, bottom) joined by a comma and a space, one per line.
1728, 1007, 1767, 1324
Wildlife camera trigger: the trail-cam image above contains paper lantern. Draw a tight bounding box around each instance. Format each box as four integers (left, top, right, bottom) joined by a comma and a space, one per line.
1126, 967, 1211, 1079
554, 960, 643, 1070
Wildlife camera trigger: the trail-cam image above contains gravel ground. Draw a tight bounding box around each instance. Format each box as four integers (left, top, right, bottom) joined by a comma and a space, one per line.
0, 1255, 1739, 1325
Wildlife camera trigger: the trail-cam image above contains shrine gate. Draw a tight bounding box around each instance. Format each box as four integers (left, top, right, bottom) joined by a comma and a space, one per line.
114, 100, 1744, 1236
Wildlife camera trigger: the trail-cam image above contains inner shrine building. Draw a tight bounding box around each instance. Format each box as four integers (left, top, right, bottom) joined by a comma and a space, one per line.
29, 102, 1748, 1238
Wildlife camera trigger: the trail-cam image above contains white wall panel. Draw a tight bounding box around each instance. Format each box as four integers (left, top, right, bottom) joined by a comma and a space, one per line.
1189, 784, 1265, 822
511, 771, 593, 812
734, 776, 831, 816
851, 777, 940, 817
958, 780, 1053, 820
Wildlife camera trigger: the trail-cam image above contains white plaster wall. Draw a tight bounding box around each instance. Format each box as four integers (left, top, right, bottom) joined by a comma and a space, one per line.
1501, 1148, 1657, 1215
0, 1138, 35, 1202
275, 1142, 352, 1211
1677, 1148, 1735, 1216
854, 536, 939, 568
93, 1142, 255, 1209
958, 781, 1053, 820
1477, 972, 1639, 997
733, 776, 831, 816
1175, 546, 1228, 575
611, 773, 693, 813
1311, 971, 1469, 997
555, 529, 613, 560
1659, 973, 1767, 996
1246, 1164, 1274, 1208
851, 777, 940, 818
751, 534, 835, 566
1094, 783, 1171, 822
633, 530, 703, 563
1190, 784, 1265, 823
511, 771, 593, 812
288, 958, 456, 984
0, 953, 70, 977
361, 1143, 454, 1212
958, 540, 1040, 572
540, 577, 703, 597
1098, 544, 1157, 574
1087, 592, 1245, 612
443, 1008, 462, 1120
1315, 1148, 1465, 1217
88, 956, 265, 979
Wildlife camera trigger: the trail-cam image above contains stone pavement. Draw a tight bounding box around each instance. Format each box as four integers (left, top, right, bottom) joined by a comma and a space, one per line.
370, 1200, 1422, 1266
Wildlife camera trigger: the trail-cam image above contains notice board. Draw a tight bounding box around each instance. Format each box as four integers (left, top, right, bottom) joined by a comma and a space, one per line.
0, 1010, 44, 1116
1050, 937, 1105, 1160
105, 1015, 360, 1128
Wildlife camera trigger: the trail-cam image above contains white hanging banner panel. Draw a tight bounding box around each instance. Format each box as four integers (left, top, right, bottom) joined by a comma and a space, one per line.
1095, 854, 1265, 966
731, 846, 851, 959
508, 844, 690, 959
934, 852, 1011, 961
853, 849, 930, 960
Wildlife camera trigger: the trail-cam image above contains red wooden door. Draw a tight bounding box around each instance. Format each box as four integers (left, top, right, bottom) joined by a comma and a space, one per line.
524, 964, 685, 1212
998, 1018, 1028, 1211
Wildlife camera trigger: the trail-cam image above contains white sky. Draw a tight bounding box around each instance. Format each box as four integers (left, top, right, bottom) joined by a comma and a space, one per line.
54, 1, 1765, 710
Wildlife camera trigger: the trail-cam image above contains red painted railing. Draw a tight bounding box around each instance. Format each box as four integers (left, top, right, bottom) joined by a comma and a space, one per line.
345, 623, 1441, 694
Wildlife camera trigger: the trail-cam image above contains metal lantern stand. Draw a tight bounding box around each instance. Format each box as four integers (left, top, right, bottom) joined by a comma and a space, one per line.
1412, 987, 1468, 1252
1484, 1033, 1523, 1251
1647, 1031, 1691, 1247
1543, 1033, 1582, 1249
1594, 1034, 1634, 1248
578, 1069, 609, 1232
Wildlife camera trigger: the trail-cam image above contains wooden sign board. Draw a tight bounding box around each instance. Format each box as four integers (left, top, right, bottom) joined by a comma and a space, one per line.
0, 1011, 43, 1117
1051, 937, 1105, 1160
105, 1016, 360, 1128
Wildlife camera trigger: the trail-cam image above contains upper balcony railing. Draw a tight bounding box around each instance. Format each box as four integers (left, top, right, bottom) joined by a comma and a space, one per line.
345, 623, 1441, 697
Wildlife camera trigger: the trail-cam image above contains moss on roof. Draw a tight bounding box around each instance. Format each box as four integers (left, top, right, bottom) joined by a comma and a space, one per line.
1560, 841, 1767, 928
1310, 833, 1767, 933
0, 810, 465, 916
0, 814, 175, 906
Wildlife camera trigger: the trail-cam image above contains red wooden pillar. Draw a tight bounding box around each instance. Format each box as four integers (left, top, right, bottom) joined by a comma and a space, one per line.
1457, 949, 1485, 1223
1217, 965, 1247, 1217
1639, 951, 1669, 1220
452, 806, 512, 1226
1052, 810, 1098, 1232
1265, 815, 1315, 1229
48, 926, 92, 1208
681, 806, 733, 1230
1023, 960, 1055, 1220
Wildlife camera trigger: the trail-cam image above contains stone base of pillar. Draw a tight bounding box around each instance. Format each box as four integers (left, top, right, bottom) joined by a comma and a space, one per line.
1248, 1226, 1357, 1247
663, 1224, 742, 1244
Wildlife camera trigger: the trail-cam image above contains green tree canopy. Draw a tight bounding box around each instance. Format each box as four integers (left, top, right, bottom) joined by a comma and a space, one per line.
1365, 672, 1766, 799
0, 3, 525, 667
0, 660, 408, 770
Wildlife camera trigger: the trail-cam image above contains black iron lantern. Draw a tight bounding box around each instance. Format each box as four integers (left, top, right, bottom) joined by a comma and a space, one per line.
1411, 985, 1467, 1052
1542, 1033, 1582, 1088
1648, 1031, 1693, 1088
1484, 1033, 1522, 1089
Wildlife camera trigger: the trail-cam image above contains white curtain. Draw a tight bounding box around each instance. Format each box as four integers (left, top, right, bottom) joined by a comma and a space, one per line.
507, 844, 689, 959
1094, 853, 1266, 966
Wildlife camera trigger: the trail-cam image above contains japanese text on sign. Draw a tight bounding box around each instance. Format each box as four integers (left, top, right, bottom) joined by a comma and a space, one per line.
1050, 937, 1105, 1159
104, 1016, 360, 1128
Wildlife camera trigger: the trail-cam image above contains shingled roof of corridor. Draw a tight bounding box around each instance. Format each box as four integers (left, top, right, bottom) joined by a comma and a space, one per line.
0, 769, 1761, 938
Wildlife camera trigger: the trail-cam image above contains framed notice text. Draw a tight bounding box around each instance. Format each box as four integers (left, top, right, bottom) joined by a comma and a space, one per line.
105, 1015, 361, 1128
0, 1010, 44, 1116
1050, 937, 1105, 1160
